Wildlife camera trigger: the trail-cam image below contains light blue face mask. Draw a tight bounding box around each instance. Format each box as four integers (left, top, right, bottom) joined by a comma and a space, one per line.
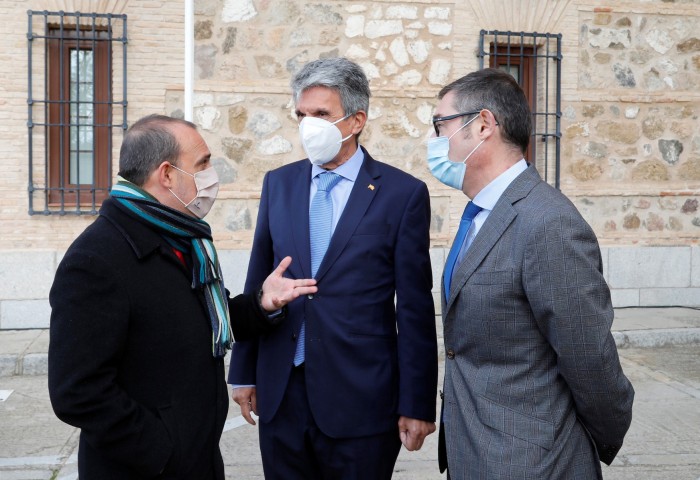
426, 115, 483, 190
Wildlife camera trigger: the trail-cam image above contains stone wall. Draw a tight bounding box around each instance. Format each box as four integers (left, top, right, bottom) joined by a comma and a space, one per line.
564, 5, 700, 244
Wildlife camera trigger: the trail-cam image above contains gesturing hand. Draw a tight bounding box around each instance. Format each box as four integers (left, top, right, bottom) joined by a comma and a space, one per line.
260, 256, 317, 312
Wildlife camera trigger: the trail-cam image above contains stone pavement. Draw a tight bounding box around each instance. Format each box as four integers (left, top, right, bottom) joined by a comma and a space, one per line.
1, 308, 699, 479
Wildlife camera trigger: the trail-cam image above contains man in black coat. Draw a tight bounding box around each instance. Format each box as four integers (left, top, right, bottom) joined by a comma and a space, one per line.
48, 114, 317, 479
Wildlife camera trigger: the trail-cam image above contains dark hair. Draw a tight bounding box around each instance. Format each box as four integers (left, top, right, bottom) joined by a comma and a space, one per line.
438, 68, 531, 154
118, 114, 197, 186
291, 57, 371, 116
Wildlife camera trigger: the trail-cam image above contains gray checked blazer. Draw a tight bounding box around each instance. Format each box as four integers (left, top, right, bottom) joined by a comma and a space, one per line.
439, 165, 634, 479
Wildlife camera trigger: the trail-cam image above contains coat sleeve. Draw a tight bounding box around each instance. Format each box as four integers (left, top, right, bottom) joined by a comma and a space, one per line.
523, 209, 635, 465
48, 250, 173, 477
228, 288, 286, 342
394, 181, 439, 422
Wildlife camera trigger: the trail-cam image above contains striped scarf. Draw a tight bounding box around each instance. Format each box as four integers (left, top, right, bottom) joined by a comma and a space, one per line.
110, 177, 233, 357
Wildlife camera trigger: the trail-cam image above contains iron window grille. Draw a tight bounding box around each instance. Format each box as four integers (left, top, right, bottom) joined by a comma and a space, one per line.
478, 30, 562, 189
27, 10, 127, 215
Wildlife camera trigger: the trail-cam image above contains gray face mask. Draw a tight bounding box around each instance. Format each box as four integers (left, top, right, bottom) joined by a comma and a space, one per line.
168, 165, 220, 218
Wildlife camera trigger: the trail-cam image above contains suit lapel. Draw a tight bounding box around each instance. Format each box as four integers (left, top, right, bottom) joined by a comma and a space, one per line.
290, 161, 313, 279
444, 165, 542, 314
314, 150, 380, 281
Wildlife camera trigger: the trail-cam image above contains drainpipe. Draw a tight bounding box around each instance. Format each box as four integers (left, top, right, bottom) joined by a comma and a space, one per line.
184, 0, 194, 121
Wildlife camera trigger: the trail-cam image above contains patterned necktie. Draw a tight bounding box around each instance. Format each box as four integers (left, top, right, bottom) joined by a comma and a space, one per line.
294, 171, 343, 366
443, 201, 483, 299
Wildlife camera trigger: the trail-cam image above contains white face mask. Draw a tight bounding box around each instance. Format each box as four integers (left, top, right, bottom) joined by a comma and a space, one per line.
299, 115, 352, 165
168, 165, 219, 218
426, 115, 483, 191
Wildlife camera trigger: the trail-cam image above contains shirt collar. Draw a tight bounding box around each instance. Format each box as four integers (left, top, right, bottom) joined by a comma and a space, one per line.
473, 159, 528, 210
311, 145, 364, 182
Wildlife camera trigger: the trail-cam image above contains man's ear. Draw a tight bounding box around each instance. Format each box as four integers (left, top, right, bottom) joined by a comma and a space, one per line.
351, 110, 367, 136
478, 109, 499, 138
156, 161, 175, 189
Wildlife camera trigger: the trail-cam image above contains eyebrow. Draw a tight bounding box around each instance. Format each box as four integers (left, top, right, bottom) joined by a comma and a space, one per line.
296, 108, 331, 117
195, 153, 211, 166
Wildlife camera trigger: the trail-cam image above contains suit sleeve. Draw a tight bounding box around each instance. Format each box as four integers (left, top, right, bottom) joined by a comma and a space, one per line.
48, 250, 173, 477
228, 172, 274, 385
394, 181, 439, 422
522, 209, 634, 465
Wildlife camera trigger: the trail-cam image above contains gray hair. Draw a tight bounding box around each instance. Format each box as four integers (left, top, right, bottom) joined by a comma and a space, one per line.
118, 114, 197, 186
290, 57, 371, 115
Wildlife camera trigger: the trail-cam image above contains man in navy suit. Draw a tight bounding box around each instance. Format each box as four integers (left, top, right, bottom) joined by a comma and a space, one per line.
228, 57, 438, 479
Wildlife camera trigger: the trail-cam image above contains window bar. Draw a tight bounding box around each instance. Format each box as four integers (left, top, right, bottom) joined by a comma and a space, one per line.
27, 11, 35, 214
121, 15, 128, 135
555, 34, 562, 189
506, 31, 511, 76
493, 31, 499, 64
544, 34, 551, 185
90, 12, 98, 212
477, 30, 485, 68
42, 12, 50, 214
107, 13, 114, 201
532, 34, 548, 175
58, 12, 66, 214
74, 11, 82, 212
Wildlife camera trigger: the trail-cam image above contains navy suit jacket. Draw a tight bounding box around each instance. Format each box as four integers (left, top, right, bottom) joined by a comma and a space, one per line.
229, 148, 438, 438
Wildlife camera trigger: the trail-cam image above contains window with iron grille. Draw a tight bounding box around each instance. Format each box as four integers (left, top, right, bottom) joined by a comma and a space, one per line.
478, 31, 562, 188
27, 11, 127, 215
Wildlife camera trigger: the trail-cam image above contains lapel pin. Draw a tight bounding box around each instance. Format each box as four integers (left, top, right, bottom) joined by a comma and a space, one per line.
368, 184, 375, 191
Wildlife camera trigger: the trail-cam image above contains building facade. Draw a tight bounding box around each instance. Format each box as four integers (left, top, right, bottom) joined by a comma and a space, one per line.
1, 0, 699, 329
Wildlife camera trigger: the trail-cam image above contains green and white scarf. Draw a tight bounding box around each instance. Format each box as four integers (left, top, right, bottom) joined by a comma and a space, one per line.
110, 177, 233, 357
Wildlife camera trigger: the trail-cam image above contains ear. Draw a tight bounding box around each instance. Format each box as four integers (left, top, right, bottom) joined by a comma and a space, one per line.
478, 109, 499, 139
350, 110, 367, 136
155, 161, 175, 189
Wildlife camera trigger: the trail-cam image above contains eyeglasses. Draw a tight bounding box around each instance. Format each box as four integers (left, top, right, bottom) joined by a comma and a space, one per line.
432, 110, 481, 136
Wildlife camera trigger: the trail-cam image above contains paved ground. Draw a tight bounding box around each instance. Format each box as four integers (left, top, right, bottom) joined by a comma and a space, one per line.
1, 308, 699, 479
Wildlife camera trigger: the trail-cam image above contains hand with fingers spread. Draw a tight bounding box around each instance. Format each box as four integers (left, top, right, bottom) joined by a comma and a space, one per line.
398, 416, 436, 451
260, 256, 317, 312
232, 386, 258, 425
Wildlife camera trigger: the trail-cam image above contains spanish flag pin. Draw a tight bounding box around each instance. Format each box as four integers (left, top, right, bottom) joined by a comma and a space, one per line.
368, 184, 375, 191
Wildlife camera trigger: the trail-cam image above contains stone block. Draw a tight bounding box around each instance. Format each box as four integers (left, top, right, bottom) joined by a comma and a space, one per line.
27, 329, 50, 354
692, 246, 700, 287
599, 246, 610, 283
611, 289, 640, 308
0, 330, 41, 354
608, 246, 691, 288
0, 356, 16, 376
21, 353, 48, 375
0, 251, 57, 300
0, 300, 51, 329
640, 288, 700, 307
429, 248, 446, 294
432, 291, 442, 317
219, 250, 252, 295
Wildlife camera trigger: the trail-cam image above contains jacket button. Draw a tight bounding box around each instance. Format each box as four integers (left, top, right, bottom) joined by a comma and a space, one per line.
307, 294, 314, 299
446, 349, 455, 359
292, 333, 297, 340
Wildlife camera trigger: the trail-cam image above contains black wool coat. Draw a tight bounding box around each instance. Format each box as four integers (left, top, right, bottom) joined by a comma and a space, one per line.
49, 198, 277, 479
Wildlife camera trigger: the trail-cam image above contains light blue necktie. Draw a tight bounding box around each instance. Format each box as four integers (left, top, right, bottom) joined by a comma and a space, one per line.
443, 201, 483, 298
294, 171, 343, 366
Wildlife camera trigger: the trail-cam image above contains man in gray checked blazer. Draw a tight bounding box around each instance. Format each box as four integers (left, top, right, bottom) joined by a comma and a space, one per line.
427, 69, 635, 479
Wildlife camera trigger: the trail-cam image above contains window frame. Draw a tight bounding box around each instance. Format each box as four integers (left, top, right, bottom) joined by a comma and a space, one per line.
478, 30, 562, 189
27, 10, 127, 216
47, 26, 112, 206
